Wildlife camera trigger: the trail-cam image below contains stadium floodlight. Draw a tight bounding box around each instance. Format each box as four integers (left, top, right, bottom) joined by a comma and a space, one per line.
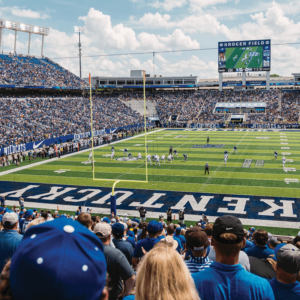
74, 26, 85, 79
0, 19, 49, 56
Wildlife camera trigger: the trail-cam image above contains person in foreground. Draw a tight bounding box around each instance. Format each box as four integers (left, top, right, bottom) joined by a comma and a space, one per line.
0, 218, 108, 300
192, 215, 275, 300
268, 244, 300, 300
124, 242, 200, 300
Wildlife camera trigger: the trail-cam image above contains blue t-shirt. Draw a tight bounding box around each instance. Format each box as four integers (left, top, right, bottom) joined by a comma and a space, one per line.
19, 219, 32, 235
113, 239, 133, 265
0, 230, 23, 271
133, 237, 159, 259
192, 261, 275, 300
245, 245, 275, 260
173, 236, 183, 253
126, 236, 136, 249
242, 239, 254, 251
123, 296, 135, 300
174, 233, 186, 246
268, 278, 300, 300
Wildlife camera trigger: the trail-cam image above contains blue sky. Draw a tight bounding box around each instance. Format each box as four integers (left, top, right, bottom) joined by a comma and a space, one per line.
1, 0, 300, 78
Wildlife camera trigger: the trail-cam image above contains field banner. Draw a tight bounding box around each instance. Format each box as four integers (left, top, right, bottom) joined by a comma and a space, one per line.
1, 181, 300, 228
218, 39, 271, 73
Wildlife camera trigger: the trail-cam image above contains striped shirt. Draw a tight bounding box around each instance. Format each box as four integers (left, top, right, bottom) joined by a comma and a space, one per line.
185, 256, 212, 273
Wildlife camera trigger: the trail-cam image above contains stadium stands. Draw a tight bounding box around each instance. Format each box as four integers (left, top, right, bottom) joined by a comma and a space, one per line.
0, 54, 85, 88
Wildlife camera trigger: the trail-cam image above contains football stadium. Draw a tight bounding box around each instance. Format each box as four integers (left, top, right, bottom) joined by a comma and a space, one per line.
1, 3, 300, 299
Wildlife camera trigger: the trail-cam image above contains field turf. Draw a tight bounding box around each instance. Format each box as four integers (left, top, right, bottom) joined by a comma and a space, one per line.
1, 129, 300, 198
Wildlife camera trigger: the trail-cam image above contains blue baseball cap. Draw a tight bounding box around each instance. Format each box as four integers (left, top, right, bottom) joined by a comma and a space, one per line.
102, 217, 111, 224
0, 207, 4, 213
24, 209, 33, 218
127, 230, 134, 238
158, 223, 163, 231
33, 209, 37, 212
19, 212, 24, 217
147, 220, 159, 234
10, 218, 107, 300
112, 223, 124, 238
176, 227, 182, 232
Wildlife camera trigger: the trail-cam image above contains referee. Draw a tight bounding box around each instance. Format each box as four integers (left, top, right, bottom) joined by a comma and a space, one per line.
204, 162, 209, 175
169, 145, 173, 155
207, 136, 210, 144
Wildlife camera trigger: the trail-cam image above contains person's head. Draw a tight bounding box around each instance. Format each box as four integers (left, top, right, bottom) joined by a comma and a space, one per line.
76, 212, 92, 229
175, 227, 182, 235
102, 217, 111, 224
9, 218, 108, 300
112, 223, 124, 240
186, 227, 209, 257
158, 222, 164, 235
253, 230, 268, 246
212, 215, 245, 261
94, 222, 112, 245
204, 223, 213, 238
147, 220, 159, 238
24, 209, 34, 220
135, 244, 200, 300
41, 211, 48, 220
2, 212, 19, 230
275, 244, 300, 284
167, 224, 175, 235
0, 207, 4, 215
269, 237, 279, 249
140, 222, 148, 240
26, 217, 45, 231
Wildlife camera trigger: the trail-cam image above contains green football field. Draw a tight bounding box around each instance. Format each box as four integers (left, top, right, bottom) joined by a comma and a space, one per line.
225, 46, 263, 70
1, 129, 300, 198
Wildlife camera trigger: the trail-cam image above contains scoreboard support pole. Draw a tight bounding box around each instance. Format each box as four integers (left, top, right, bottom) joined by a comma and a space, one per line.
266, 71, 270, 91
219, 73, 223, 91
242, 71, 246, 91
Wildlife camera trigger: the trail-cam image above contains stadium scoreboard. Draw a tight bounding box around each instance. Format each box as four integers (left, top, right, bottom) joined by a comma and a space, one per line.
218, 39, 271, 73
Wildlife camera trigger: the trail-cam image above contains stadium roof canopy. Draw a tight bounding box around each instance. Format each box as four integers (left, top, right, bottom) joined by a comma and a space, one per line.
215, 102, 266, 108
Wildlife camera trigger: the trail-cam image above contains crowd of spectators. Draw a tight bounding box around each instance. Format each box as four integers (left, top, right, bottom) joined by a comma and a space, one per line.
0, 96, 143, 148
0, 201, 299, 300
0, 54, 85, 88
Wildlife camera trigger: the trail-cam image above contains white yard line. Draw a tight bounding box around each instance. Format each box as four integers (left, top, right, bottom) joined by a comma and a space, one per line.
0, 129, 164, 177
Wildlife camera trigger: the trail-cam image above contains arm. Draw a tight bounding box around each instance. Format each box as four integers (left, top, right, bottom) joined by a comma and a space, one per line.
122, 275, 135, 298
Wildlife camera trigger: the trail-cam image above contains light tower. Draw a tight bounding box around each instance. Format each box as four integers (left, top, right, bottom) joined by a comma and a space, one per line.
74, 26, 85, 79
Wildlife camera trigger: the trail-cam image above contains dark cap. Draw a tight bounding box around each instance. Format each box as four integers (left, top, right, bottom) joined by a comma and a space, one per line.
112, 223, 125, 238
212, 215, 244, 244
186, 227, 209, 251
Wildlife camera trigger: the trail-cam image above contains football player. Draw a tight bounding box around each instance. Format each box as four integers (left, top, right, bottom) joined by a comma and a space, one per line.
123, 148, 128, 156
282, 156, 286, 167
224, 154, 228, 166
147, 154, 152, 165
183, 153, 188, 161
110, 150, 115, 160
233, 146, 237, 154
161, 155, 166, 163
111, 146, 114, 152
155, 155, 160, 166
88, 151, 93, 163
274, 151, 278, 159
167, 154, 173, 163
128, 152, 132, 159
174, 149, 178, 158
137, 153, 143, 162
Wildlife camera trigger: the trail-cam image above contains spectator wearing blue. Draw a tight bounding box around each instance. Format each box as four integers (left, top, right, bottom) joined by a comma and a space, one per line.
112, 223, 133, 265
19, 209, 34, 235
175, 226, 186, 248
268, 237, 279, 250
132, 220, 160, 268
157, 222, 166, 240
102, 217, 111, 224
185, 227, 212, 273
241, 229, 253, 251
0, 207, 4, 223
268, 244, 300, 299
192, 215, 275, 300
167, 224, 183, 253
131, 216, 140, 224
94, 222, 135, 300
124, 224, 136, 249
0, 211, 23, 271
245, 230, 275, 260
3, 218, 108, 300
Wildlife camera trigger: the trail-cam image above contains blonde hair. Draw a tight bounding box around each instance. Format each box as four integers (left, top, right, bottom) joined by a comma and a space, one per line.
26, 218, 45, 231
135, 244, 200, 300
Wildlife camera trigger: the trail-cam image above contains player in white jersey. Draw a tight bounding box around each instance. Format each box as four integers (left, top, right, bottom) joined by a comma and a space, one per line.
110, 151, 115, 160
147, 154, 152, 165
88, 151, 93, 163
161, 155, 166, 163
137, 153, 143, 162
167, 154, 173, 163
224, 154, 228, 166
155, 155, 160, 166
282, 156, 286, 167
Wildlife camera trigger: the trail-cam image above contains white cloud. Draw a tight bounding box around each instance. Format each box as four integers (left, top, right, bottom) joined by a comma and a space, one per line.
139, 12, 174, 28
10, 6, 50, 19
158, 29, 200, 48
149, 0, 187, 11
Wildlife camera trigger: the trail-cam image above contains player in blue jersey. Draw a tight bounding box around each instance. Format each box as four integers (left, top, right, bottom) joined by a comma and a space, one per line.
233, 146, 237, 154
123, 148, 128, 156
183, 154, 188, 161
174, 149, 178, 158
274, 151, 278, 159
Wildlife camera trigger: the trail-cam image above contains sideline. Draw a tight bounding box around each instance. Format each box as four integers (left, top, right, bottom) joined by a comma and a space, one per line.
0, 129, 164, 177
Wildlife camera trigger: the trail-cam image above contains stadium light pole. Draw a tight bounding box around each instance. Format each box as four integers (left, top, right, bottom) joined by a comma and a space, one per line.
0, 19, 49, 56
74, 26, 85, 79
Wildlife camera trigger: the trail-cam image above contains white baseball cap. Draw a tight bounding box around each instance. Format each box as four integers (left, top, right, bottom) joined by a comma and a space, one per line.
2, 212, 18, 226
